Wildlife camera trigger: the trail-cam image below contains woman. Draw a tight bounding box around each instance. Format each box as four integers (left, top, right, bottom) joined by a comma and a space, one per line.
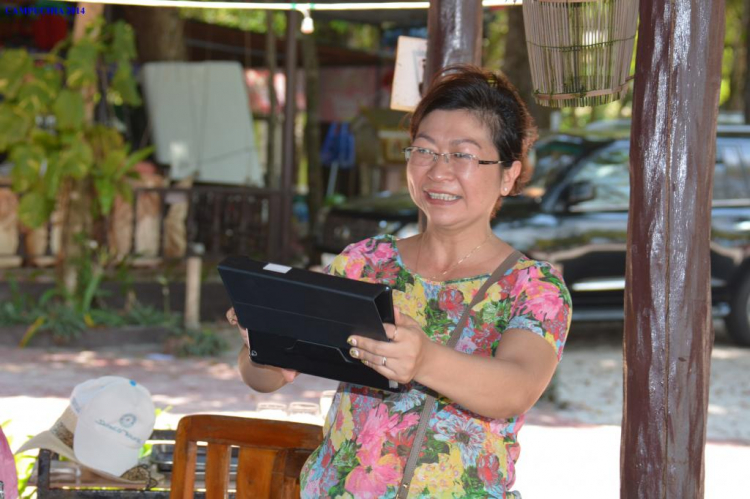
229, 65, 571, 498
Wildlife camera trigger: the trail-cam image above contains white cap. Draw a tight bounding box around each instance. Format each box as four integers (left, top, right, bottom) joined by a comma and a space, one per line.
73, 378, 155, 476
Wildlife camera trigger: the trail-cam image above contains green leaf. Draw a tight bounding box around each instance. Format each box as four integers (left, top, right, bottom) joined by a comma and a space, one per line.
94, 177, 116, 216
0, 49, 33, 99
111, 62, 142, 106
0, 104, 32, 152
30, 128, 59, 150
18, 191, 53, 229
107, 21, 137, 63
101, 149, 126, 178
53, 90, 85, 131
17, 66, 62, 115
121, 146, 153, 177
43, 153, 64, 200
9, 145, 45, 193
66, 39, 99, 89
58, 140, 94, 179
116, 180, 134, 205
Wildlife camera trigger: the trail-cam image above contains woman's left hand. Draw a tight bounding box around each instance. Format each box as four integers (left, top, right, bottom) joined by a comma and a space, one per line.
347, 308, 433, 384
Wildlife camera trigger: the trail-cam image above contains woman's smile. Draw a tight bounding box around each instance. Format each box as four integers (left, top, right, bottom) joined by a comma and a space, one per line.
424, 189, 463, 204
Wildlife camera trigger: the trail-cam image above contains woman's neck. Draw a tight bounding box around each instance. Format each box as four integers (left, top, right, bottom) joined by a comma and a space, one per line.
418, 226, 497, 272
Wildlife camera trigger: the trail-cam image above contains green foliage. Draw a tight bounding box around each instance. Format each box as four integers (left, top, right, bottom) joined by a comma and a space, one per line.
180, 7, 287, 35
170, 327, 229, 358
0, 19, 149, 231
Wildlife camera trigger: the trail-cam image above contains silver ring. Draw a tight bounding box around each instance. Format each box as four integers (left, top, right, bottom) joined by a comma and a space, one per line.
381, 356, 387, 367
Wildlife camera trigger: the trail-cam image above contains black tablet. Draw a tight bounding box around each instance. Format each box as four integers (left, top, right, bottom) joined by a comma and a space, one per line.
218, 256, 399, 391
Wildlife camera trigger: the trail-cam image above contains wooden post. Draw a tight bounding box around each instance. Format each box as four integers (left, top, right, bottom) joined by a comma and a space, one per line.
621, 0, 725, 497
420, 0, 483, 231
423, 0, 484, 86
279, 10, 299, 263
184, 245, 203, 331
302, 31, 322, 242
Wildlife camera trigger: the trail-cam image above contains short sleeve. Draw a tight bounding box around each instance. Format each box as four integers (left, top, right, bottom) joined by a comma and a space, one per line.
324, 239, 371, 280
506, 261, 572, 360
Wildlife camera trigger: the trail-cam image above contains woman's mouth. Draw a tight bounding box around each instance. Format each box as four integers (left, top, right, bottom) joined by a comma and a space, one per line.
425, 190, 462, 203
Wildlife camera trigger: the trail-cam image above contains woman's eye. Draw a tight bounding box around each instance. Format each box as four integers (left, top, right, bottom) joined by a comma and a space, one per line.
415, 148, 433, 155
454, 153, 473, 160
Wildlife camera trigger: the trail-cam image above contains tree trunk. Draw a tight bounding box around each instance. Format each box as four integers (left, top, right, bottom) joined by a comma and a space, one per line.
59, 3, 103, 296
302, 33, 322, 241
502, 7, 551, 131
122, 6, 187, 62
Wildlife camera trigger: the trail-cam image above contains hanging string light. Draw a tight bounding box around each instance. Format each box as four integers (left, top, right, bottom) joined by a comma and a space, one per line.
300, 6, 315, 34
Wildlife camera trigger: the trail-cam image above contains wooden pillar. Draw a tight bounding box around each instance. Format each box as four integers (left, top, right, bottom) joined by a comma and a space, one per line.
423, 0, 484, 88
420, 0, 483, 231
279, 10, 299, 263
621, 0, 725, 497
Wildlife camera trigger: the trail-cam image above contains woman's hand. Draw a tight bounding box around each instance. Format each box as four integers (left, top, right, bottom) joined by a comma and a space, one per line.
347, 308, 433, 385
226, 307, 299, 384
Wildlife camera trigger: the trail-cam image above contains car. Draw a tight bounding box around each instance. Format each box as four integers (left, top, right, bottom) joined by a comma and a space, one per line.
315, 125, 750, 347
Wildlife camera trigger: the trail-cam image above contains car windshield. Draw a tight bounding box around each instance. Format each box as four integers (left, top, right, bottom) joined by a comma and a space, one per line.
523, 140, 586, 198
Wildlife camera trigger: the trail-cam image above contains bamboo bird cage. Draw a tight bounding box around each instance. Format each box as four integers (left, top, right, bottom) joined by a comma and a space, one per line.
522, 0, 639, 108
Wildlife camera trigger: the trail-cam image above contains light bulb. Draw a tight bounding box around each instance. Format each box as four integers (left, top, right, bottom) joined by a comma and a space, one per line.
301, 11, 314, 34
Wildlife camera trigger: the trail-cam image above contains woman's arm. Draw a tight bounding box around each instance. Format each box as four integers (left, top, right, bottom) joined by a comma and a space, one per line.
349, 309, 560, 420
228, 307, 298, 393
237, 344, 296, 393
416, 329, 558, 419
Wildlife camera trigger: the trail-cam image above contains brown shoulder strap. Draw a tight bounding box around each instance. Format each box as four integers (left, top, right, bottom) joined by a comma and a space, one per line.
396, 249, 523, 498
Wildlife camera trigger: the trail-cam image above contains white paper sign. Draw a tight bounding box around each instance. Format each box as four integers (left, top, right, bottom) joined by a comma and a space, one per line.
390, 36, 427, 112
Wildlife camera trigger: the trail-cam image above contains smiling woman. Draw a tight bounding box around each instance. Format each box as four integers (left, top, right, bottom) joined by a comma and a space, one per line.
233, 65, 572, 498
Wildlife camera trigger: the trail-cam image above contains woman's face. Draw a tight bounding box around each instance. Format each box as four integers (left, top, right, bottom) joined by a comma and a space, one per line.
407, 109, 519, 231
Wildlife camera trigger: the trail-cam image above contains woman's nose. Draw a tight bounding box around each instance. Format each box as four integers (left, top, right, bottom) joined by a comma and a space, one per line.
427, 155, 455, 179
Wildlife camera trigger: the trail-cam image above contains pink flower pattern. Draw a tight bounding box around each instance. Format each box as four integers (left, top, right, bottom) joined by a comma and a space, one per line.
300, 236, 571, 498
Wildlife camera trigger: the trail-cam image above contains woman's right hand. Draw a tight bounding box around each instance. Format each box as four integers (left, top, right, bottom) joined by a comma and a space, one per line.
226, 307, 299, 384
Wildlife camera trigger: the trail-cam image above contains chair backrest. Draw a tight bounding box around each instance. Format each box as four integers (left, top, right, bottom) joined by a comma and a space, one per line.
169, 415, 323, 499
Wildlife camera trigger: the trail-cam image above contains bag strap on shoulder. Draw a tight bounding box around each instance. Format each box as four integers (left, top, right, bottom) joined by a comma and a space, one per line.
396, 250, 523, 498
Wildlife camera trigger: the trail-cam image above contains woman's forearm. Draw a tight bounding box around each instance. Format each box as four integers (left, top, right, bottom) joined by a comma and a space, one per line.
415, 332, 558, 420
237, 345, 289, 393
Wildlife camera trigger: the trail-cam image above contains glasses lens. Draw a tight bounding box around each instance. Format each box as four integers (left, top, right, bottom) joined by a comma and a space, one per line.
450, 153, 475, 174
406, 148, 434, 166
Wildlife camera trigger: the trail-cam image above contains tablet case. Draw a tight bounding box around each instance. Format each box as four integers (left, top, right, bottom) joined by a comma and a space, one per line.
218, 256, 398, 391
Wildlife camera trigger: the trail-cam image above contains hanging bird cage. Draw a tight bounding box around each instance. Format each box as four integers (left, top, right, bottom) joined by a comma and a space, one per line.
522, 0, 639, 108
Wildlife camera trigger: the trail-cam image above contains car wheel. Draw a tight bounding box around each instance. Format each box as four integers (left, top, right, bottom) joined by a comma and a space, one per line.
725, 275, 750, 347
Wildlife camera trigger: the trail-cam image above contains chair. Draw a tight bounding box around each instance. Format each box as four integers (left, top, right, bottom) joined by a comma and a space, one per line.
169, 415, 323, 499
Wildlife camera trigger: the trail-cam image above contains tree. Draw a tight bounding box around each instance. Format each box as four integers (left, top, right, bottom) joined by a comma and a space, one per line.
0, 17, 150, 298
122, 6, 187, 62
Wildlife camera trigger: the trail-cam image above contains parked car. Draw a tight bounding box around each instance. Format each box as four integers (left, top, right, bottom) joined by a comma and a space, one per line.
315, 125, 750, 347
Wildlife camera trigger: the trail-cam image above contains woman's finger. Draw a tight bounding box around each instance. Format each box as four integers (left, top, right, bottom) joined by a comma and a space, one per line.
281, 369, 299, 383
226, 307, 238, 325
360, 356, 398, 378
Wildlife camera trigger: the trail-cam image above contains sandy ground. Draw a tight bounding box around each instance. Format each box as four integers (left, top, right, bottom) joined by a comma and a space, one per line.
1, 322, 748, 498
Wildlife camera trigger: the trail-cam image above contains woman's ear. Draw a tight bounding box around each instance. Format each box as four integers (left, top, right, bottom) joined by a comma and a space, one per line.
502, 160, 523, 195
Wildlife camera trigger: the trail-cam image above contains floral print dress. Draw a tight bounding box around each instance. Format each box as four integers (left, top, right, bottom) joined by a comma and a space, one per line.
299, 235, 572, 498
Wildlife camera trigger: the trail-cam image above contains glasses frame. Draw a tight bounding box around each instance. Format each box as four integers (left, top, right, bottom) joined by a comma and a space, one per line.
403, 146, 507, 172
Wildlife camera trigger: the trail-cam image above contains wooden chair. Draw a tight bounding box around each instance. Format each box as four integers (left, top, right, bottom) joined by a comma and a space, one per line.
169, 415, 323, 499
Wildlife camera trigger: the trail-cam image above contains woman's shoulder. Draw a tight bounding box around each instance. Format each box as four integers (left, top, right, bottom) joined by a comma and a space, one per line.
508, 256, 570, 296
326, 235, 398, 278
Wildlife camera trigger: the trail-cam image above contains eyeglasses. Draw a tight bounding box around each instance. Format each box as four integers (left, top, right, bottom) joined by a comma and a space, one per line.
403, 146, 505, 175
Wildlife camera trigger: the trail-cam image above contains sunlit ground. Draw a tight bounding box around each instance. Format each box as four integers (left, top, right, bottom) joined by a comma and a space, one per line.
1, 321, 748, 498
